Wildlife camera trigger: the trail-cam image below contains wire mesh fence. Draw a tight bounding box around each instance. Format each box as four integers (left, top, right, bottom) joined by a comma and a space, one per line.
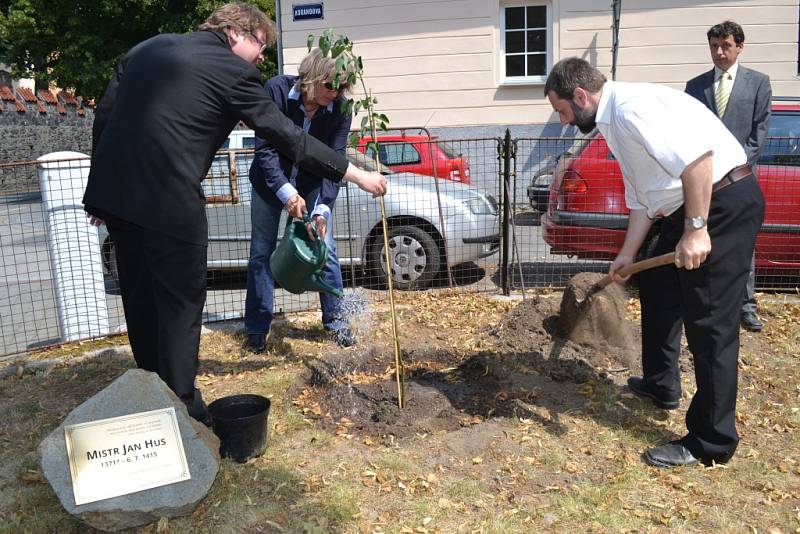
0, 135, 504, 357
509, 133, 800, 292
1, 132, 798, 357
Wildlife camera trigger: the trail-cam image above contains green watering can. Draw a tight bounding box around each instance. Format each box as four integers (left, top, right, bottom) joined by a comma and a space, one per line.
270, 214, 343, 298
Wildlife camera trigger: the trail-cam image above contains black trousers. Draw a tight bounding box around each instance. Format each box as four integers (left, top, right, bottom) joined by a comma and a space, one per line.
638, 175, 764, 462
106, 216, 210, 423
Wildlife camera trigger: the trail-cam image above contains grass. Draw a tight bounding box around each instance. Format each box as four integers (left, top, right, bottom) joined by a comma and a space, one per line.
0, 292, 799, 533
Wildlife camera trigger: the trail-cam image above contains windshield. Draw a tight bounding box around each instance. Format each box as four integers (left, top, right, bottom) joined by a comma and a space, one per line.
565, 131, 594, 156
758, 113, 800, 166
436, 140, 462, 158
767, 113, 800, 137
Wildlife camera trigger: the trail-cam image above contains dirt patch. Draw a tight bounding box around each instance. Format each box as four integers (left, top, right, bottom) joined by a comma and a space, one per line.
298, 292, 641, 440
2, 292, 798, 532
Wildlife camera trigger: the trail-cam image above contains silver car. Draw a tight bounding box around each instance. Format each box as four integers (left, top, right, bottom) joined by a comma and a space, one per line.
102, 142, 499, 291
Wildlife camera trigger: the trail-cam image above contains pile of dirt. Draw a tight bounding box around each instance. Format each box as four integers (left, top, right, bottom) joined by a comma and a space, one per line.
559, 272, 635, 348
489, 293, 639, 374
297, 292, 642, 439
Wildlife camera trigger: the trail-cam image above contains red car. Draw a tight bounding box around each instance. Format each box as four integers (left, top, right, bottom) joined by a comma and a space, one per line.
357, 134, 471, 184
542, 104, 800, 277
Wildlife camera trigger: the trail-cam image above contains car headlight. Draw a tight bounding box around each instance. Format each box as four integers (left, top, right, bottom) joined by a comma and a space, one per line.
534, 173, 554, 187
465, 194, 498, 216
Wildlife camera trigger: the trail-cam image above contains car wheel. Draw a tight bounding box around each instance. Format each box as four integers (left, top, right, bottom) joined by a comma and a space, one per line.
368, 225, 441, 290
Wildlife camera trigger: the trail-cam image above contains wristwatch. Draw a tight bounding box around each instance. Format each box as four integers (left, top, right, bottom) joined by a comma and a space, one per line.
685, 216, 707, 230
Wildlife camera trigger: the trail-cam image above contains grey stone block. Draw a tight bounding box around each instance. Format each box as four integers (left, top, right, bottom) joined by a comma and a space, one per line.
38, 369, 220, 532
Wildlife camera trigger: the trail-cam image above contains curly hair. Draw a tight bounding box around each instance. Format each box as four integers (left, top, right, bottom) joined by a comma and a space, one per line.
199, 2, 276, 48
296, 48, 355, 102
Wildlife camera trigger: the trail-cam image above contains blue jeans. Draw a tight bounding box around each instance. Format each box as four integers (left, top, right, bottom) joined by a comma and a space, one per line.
244, 187, 345, 335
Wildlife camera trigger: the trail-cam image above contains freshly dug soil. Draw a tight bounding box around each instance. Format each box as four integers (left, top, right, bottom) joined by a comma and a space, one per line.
489, 293, 639, 373
298, 293, 642, 439
559, 272, 636, 348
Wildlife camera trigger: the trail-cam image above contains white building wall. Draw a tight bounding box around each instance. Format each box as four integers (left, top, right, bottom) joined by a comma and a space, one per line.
278, 0, 800, 130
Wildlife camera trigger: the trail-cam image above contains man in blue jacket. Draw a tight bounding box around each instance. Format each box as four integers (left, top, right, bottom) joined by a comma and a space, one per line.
245, 48, 354, 351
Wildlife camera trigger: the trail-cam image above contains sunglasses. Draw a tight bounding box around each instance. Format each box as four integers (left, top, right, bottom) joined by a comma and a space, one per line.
324, 81, 348, 92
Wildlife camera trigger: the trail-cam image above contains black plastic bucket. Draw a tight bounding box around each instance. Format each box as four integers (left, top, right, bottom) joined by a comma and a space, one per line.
208, 394, 271, 463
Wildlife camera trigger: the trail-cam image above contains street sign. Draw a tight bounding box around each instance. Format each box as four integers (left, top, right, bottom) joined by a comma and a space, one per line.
293, 3, 324, 21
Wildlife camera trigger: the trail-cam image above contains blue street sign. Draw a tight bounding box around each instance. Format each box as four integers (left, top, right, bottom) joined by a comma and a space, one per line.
293, 3, 324, 21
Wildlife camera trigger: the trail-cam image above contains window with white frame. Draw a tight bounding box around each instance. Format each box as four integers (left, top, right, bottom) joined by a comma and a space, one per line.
500, 2, 549, 83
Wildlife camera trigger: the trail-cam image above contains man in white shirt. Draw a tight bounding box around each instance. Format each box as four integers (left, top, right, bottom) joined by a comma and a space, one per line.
545, 58, 764, 468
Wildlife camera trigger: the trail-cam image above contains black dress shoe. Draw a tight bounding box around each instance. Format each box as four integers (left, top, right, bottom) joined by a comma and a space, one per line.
246, 333, 266, 352
332, 328, 356, 348
197, 412, 213, 427
644, 442, 699, 468
627, 376, 679, 410
741, 311, 763, 332
183, 394, 213, 427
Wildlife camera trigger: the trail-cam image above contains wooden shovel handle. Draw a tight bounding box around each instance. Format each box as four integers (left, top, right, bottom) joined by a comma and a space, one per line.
594, 252, 676, 290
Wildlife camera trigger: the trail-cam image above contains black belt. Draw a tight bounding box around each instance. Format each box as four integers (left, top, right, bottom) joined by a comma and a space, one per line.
664, 164, 752, 224
712, 164, 752, 194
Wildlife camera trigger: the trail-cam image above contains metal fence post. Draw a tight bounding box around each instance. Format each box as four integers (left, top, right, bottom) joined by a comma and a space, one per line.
500, 129, 512, 295
38, 152, 109, 342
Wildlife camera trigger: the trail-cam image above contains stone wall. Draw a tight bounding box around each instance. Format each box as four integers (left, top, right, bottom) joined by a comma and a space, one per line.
0, 84, 94, 163
0, 85, 93, 192
1, 123, 92, 163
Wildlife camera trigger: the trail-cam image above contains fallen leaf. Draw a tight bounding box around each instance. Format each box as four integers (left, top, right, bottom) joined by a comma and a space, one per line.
263, 520, 286, 532
20, 470, 43, 483
564, 462, 579, 473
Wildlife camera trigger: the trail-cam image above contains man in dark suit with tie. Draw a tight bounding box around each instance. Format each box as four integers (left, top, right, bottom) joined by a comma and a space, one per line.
685, 20, 772, 332
83, 3, 387, 425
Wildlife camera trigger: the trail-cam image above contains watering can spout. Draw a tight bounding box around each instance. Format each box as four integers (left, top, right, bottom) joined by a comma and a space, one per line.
309, 274, 344, 298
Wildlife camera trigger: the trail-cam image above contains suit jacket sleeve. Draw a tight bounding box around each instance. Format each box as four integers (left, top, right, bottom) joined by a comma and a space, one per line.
684, 76, 709, 109
320, 108, 353, 208
251, 81, 293, 197
683, 80, 695, 99
92, 58, 127, 153
746, 73, 772, 166
227, 69, 349, 182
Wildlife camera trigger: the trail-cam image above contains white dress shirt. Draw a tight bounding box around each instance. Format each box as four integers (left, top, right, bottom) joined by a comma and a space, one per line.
595, 81, 747, 218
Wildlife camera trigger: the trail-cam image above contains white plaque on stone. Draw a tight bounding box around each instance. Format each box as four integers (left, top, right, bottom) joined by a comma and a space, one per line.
64, 407, 190, 505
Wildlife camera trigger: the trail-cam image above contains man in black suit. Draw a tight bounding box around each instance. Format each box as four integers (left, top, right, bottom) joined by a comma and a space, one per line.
83, 2, 386, 425
685, 20, 772, 332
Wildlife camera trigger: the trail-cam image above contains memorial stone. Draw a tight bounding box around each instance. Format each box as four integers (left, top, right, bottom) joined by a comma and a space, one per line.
39, 369, 220, 531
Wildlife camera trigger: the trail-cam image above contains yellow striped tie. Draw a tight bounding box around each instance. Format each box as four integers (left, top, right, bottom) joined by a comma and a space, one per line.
715, 71, 732, 118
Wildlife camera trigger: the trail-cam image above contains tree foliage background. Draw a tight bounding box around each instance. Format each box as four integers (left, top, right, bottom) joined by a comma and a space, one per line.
0, 0, 277, 100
